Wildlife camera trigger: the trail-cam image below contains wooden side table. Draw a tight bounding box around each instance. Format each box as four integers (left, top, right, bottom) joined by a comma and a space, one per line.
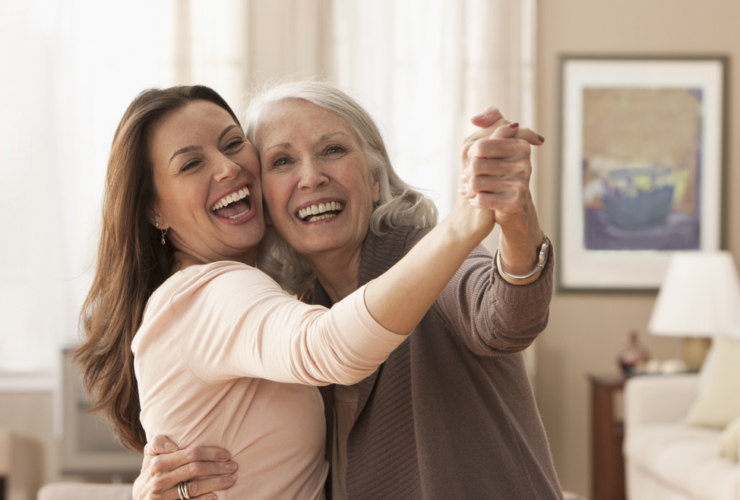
589, 374, 626, 500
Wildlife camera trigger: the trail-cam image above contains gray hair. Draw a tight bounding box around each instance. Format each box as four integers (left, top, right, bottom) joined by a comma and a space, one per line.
246, 81, 437, 294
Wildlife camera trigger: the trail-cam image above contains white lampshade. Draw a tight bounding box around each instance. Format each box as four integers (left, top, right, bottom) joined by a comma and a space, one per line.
649, 251, 740, 337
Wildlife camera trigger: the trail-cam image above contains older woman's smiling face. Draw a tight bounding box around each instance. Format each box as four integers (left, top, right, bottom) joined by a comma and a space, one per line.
255, 99, 380, 262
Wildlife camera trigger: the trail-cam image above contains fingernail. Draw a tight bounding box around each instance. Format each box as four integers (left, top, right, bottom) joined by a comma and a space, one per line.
218, 451, 232, 460
164, 441, 178, 452
459, 185, 468, 196
509, 122, 519, 129
222, 474, 237, 484
537, 134, 545, 143
225, 461, 237, 472
471, 112, 485, 121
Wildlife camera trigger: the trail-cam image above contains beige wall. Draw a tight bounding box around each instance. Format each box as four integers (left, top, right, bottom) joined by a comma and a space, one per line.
535, 0, 739, 496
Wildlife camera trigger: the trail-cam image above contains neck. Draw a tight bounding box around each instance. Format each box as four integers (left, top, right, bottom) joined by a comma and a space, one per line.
306, 247, 363, 304
171, 249, 256, 275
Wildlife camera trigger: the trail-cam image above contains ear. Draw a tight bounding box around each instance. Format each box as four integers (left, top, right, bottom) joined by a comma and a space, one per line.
371, 169, 381, 203
147, 208, 166, 229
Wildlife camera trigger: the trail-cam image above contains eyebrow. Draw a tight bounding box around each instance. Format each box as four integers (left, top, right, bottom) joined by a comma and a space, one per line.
168, 124, 240, 164
263, 131, 349, 154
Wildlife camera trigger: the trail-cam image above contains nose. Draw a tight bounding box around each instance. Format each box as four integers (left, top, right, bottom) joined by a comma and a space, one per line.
297, 157, 329, 190
214, 154, 240, 182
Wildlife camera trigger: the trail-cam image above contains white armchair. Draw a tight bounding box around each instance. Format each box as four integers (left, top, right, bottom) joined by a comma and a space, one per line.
624, 373, 740, 500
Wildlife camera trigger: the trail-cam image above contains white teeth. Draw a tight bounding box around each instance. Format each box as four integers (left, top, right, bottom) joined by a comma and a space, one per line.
297, 201, 344, 220
305, 213, 335, 222
228, 207, 250, 219
211, 187, 250, 211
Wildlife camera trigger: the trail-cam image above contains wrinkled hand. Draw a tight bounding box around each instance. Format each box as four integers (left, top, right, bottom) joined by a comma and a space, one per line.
459, 106, 546, 283
133, 435, 237, 500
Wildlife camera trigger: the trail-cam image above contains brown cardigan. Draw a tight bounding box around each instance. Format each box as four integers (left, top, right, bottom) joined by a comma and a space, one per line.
314, 226, 562, 500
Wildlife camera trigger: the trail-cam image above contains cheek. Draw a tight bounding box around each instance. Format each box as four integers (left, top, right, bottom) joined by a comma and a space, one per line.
262, 177, 291, 215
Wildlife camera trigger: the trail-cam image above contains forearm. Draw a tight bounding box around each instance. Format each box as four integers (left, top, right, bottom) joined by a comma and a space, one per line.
364, 201, 493, 334
496, 197, 545, 285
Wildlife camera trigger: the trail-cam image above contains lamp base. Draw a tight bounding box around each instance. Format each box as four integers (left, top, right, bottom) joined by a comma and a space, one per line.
683, 337, 712, 370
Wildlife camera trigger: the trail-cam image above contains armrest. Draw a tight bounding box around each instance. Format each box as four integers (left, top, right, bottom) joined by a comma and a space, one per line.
624, 373, 699, 428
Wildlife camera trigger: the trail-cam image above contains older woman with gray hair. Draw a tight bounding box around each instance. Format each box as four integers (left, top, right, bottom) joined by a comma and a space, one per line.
135, 81, 561, 500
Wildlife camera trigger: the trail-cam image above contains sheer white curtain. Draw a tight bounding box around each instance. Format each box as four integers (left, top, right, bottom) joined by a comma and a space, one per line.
162, 0, 332, 110
0, 0, 167, 375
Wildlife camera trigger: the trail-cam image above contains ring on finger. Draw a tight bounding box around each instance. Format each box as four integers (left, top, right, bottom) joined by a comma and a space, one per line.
177, 482, 191, 500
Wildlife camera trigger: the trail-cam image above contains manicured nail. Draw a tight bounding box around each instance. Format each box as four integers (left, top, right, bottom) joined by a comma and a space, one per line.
218, 451, 232, 460
537, 134, 545, 143
509, 122, 519, 129
471, 112, 486, 121
164, 441, 178, 452
221, 474, 237, 484
459, 185, 468, 196
225, 462, 237, 472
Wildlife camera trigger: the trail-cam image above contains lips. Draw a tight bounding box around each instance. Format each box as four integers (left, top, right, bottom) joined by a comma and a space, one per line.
211, 186, 251, 219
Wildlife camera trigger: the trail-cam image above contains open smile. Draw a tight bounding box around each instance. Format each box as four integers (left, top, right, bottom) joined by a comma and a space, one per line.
211, 186, 252, 221
295, 200, 345, 223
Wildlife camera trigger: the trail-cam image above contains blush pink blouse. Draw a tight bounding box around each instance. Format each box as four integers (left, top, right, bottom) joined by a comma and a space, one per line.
132, 261, 404, 499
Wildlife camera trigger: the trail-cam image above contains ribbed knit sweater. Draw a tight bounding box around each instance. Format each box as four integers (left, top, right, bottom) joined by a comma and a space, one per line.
315, 226, 563, 500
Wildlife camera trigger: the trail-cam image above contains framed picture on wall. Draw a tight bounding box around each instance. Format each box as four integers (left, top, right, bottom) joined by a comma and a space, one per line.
557, 55, 728, 292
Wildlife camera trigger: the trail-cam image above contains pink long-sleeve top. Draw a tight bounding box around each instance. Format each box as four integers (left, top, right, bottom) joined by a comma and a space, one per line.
131, 261, 405, 499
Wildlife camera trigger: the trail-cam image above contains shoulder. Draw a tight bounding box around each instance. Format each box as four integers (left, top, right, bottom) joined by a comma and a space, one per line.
148, 261, 280, 312
134, 261, 285, 353
358, 226, 430, 283
364, 225, 432, 257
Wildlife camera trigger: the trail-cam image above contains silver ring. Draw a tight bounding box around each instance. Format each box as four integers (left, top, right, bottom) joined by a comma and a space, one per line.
177, 482, 191, 500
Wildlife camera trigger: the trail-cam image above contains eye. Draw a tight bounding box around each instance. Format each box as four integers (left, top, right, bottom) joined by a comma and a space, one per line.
272, 156, 292, 168
181, 160, 202, 172
325, 145, 346, 155
225, 137, 246, 152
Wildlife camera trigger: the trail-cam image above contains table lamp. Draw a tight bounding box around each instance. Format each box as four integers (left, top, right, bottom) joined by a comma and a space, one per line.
648, 251, 740, 370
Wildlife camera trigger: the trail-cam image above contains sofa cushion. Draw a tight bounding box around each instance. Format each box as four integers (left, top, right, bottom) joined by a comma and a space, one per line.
719, 417, 740, 462
688, 335, 740, 428
37, 482, 133, 500
626, 423, 739, 500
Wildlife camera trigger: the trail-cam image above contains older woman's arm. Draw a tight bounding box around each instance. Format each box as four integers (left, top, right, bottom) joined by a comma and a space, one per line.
132, 435, 236, 500
413, 107, 553, 356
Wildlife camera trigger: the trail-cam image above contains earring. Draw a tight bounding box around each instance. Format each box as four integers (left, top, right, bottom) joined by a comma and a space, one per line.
160, 228, 168, 246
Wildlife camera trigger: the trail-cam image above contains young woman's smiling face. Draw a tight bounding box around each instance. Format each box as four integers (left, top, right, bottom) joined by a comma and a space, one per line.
255, 99, 380, 262
148, 100, 265, 266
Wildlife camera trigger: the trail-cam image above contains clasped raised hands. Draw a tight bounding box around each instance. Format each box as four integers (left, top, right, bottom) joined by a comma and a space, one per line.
459, 106, 546, 284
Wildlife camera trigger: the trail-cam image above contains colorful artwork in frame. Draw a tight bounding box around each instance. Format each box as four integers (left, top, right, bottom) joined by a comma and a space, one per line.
558, 56, 726, 291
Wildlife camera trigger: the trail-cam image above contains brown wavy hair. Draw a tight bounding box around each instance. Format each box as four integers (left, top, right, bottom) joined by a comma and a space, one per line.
74, 85, 241, 451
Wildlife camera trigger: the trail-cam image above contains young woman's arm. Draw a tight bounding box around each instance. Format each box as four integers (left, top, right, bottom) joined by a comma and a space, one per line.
362, 121, 521, 333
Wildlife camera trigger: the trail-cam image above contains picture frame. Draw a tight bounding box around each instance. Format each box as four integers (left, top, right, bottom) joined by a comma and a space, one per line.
557, 55, 728, 292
